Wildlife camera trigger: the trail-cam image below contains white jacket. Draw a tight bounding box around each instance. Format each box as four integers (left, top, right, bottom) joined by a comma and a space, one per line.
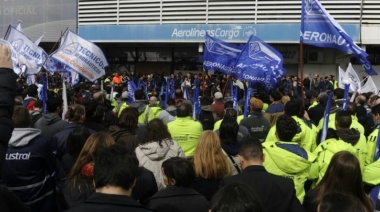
135, 139, 185, 190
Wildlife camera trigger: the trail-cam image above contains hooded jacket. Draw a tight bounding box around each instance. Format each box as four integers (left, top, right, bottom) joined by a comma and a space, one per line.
129, 100, 148, 124
265, 116, 318, 152
312, 138, 357, 184
263, 141, 317, 202
1, 128, 55, 211
336, 128, 367, 170
34, 113, 69, 139
135, 139, 185, 190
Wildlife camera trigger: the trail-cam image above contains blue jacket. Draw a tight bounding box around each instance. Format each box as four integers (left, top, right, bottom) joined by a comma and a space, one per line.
0, 128, 56, 212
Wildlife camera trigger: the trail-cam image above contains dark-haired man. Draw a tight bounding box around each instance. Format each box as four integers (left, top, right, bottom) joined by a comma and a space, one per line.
263, 114, 317, 202
34, 96, 69, 139
240, 97, 270, 142
66, 144, 152, 212
167, 103, 203, 157
147, 157, 208, 212
220, 138, 304, 212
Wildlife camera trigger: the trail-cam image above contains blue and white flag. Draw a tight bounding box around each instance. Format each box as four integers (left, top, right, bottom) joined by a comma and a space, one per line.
244, 82, 252, 118
4, 25, 48, 75
128, 80, 137, 104
234, 35, 286, 90
301, 0, 377, 75
320, 92, 333, 143
44, 57, 66, 73
203, 33, 242, 77
165, 77, 170, 108
49, 29, 108, 81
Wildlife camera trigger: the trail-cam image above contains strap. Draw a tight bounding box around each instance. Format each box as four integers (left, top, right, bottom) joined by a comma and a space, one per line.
227, 154, 241, 173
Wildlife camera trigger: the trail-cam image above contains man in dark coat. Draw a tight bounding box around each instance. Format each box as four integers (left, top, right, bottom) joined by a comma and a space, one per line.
65, 144, 152, 212
147, 157, 209, 212
0, 43, 30, 212
220, 138, 304, 212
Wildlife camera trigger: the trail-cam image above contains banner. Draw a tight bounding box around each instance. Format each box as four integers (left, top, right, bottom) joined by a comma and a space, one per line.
192, 86, 201, 120
234, 35, 286, 90
359, 76, 378, 94
4, 25, 48, 75
301, 0, 377, 75
203, 33, 242, 77
49, 29, 108, 81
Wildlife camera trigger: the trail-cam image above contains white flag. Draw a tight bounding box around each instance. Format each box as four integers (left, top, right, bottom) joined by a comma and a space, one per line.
49, 29, 108, 81
359, 76, 378, 94
4, 25, 47, 75
346, 63, 361, 92
338, 66, 347, 89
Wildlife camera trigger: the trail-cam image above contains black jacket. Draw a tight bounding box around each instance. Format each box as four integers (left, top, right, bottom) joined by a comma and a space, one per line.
147, 186, 209, 212
0, 68, 16, 166
65, 193, 152, 212
220, 165, 305, 212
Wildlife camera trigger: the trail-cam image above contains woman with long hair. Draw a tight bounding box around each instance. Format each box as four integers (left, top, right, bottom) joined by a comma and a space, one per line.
303, 151, 373, 212
135, 118, 185, 190
192, 130, 231, 200
62, 132, 115, 209
217, 108, 250, 175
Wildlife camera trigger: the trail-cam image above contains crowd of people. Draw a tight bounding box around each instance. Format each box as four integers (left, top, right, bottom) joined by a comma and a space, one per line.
0, 42, 379, 212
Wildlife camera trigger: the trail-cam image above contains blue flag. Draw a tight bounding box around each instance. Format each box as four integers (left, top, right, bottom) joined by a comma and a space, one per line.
193, 86, 201, 120
127, 81, 137, 104
244, 82, 252, 118
321, 92, 333, 143
41, 80, 48, 114
234, 35, 286, 90
343, 83, 350, 111
301, 0, 377, 75
203, 33, 242, 78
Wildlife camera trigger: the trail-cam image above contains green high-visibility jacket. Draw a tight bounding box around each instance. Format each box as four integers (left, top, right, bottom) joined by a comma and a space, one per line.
263, 141, 317, 202
167, 117, 203, 157
265, 116, 318, 152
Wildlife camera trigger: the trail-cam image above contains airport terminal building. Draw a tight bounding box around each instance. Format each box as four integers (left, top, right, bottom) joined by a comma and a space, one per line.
2, 0, 380, 78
